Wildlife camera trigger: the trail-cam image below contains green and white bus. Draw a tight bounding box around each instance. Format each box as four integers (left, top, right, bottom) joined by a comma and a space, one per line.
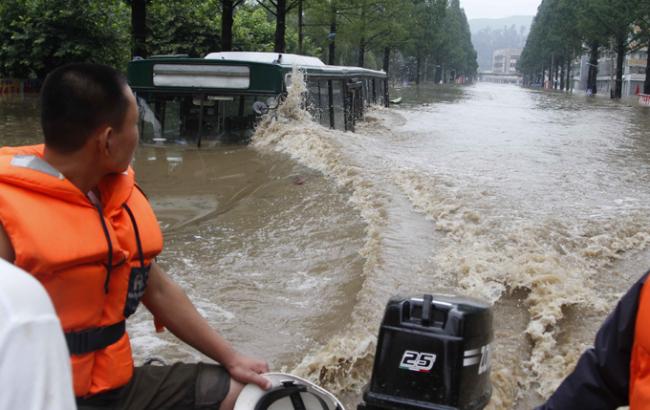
127, 52, 387, 146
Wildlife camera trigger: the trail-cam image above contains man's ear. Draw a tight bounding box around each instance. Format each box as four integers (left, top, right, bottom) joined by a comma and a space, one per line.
96, 125, 114, 159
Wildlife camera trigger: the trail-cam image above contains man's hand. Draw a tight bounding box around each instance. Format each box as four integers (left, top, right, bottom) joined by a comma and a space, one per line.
224, 353, 271, 390
142, 263, 272, 391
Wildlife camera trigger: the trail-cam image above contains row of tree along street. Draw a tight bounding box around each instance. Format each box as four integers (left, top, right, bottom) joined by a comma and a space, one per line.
518, 0, 650, 98
0, 0, 478, 86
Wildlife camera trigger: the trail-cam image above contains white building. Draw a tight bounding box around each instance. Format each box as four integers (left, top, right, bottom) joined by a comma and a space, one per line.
573, 47, 648, 97
492, 48, 522, 75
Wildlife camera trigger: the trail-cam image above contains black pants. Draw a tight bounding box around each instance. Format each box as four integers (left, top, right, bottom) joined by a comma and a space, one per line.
76, 363, 231, 410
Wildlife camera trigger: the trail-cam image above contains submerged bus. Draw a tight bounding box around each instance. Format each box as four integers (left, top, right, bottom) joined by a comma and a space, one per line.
127, 52, 387, 146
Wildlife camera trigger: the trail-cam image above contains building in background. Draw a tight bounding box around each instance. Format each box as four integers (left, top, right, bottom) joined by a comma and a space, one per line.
493, 48, 522, 74
477, 48, 523, 84
572, 47, 648, 97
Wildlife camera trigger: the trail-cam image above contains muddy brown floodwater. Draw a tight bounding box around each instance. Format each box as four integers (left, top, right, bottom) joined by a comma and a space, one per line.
2, 81, 650, 409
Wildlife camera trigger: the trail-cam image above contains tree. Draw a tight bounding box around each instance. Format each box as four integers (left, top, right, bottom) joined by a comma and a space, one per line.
256, 0, 301, 53
221, 0, 245, 51
588, 0, 640, 98
123, 0, 149, 58
147, 0, 220, 57
0, 0, 130, 79
520, 0, 613, 93
575, 0, 609, 94
0, 0, 34, 78
232, 5, 275, 51
442, 0, 477, 82
636, 1, 650, 94
405, 0, 446, 84
301, 0, 348, 65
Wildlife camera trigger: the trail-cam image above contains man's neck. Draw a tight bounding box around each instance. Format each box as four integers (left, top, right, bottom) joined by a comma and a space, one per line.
42, 146, 104, 194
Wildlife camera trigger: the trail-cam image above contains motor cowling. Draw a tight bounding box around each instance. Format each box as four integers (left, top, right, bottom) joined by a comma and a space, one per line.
358, 294, 493, 410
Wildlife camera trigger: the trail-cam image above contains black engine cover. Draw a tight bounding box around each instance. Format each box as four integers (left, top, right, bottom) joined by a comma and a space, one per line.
358, 294, 493, 410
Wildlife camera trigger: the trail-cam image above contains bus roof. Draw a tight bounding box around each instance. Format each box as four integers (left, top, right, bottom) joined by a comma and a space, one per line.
205, 52, 326, 67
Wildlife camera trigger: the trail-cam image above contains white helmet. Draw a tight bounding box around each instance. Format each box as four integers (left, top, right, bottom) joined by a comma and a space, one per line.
234, 373, 346, 410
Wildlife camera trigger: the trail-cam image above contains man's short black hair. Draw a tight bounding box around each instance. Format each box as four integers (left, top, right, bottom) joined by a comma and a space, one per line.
41, 63, 130, 153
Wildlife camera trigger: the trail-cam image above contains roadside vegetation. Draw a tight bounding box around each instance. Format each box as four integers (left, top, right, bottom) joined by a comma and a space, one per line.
518, 0, 650, 97
0, 0, 478, 85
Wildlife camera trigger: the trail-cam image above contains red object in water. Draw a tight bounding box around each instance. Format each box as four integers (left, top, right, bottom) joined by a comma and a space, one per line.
293, 176, 306, 185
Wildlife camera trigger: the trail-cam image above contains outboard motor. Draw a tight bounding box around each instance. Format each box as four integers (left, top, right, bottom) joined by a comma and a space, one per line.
358, 294, 493, 410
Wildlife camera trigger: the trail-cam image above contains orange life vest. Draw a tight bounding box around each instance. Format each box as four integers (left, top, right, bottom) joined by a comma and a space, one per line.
631, 279, 650, 408
0, 144, 163, 397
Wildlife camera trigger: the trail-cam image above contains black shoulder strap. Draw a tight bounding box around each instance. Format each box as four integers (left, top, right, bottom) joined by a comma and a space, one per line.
254, 381, 331, 410
134, 183, 149, 200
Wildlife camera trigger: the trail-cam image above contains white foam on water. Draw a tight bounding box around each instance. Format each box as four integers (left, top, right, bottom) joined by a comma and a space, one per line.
253, 67, 391, 394
391, 168, 650, 404
251, 75, 650, 409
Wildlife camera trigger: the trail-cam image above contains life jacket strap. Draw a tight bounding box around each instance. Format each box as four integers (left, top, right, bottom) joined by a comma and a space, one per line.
65, 320, 126, 355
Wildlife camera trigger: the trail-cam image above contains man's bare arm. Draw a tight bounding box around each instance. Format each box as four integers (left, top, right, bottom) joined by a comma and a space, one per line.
142, 262, 270, 389
0, 222, 15, 262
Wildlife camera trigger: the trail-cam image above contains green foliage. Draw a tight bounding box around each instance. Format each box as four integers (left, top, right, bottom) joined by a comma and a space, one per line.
232, 5, 275, 51
301, 0, 477, 81
1, 0, 479, 84
147, 0, 220, 57
0, 0, 130, 79
519, 0, 647, 85
440, 0, 477, 77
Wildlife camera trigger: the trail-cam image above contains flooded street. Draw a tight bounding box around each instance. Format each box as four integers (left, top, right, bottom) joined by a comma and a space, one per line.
3, 82, 650, 409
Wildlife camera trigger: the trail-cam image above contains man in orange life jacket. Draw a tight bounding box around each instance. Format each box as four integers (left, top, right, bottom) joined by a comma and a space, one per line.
0, 63, 271, 409
537, 272, 650, 409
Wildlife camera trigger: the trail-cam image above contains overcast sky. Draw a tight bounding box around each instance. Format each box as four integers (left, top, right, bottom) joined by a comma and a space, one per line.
461, 0, 542, 20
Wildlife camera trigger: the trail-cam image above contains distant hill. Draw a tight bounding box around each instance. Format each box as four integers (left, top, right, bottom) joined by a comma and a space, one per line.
469, 15, 534, 71
469, 15, 534, 34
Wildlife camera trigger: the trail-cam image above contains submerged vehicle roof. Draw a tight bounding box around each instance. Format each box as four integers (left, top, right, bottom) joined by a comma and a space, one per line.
128, 51, 386, 95
205, 51, 386, 78
205, 51, 326, 67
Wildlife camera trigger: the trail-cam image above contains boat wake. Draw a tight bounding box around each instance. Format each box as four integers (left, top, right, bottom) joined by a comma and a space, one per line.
252, 74, 650, 408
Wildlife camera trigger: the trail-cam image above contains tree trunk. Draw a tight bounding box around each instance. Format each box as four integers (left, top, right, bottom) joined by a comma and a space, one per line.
423, 58, 429, 82
328, 4, 336, 65
614, 38, 625, 99
415, 52, 421, 85
221, 0, 234, 51
434, 63, 442, 84
644, 37, 650, 94
383, 47, 390, 107
131, 0, 147, 58
559, 62, 565, 91
382, 47, 390, 73
358, 39, 365, 67
587, 43, 599, 95
543, 66, 547, 88
554, 63, 560, 90
358, 5, 366, 67
274, 0, 287, 53
566, 57, 573, 92
298, 0, 303, 54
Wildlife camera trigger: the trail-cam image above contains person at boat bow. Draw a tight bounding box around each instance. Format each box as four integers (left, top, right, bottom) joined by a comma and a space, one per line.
0, 62, 271, 410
